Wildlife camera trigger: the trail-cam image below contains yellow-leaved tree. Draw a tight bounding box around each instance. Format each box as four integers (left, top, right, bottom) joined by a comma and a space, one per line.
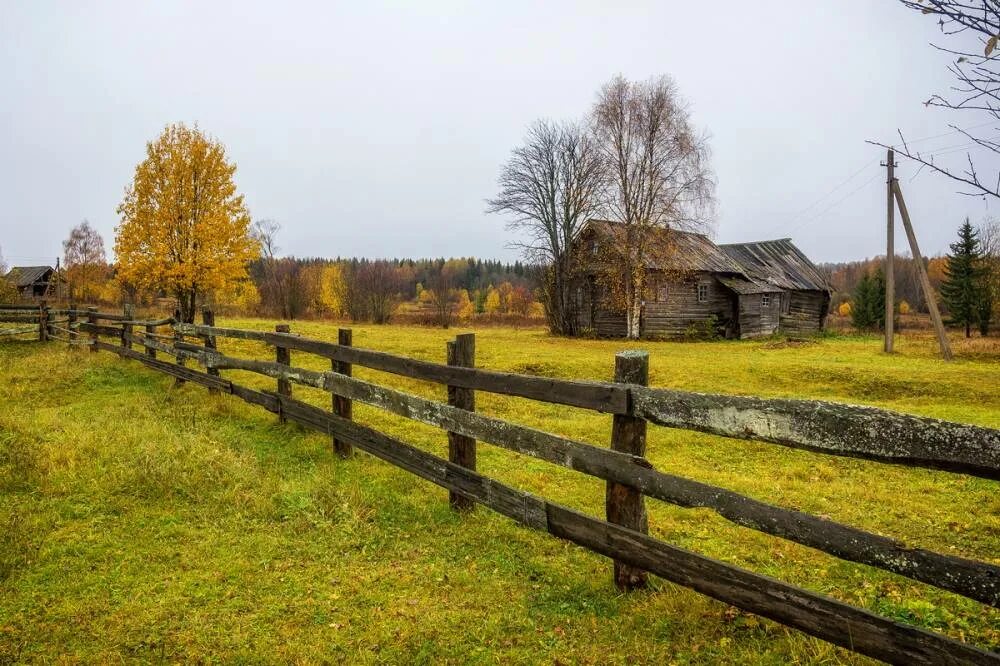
115, 123, 259, 322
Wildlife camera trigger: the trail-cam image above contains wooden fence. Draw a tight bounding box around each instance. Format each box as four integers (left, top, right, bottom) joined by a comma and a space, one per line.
3, 303, 1000, 664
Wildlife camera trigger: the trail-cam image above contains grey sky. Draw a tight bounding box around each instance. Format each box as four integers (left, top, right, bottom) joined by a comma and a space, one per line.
2, 1, 997, 266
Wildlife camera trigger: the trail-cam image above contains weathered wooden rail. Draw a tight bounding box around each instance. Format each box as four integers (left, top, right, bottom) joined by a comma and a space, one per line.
3, 303, 1000, 664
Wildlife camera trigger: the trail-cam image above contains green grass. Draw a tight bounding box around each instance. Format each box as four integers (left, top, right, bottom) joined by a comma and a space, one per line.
1, 322, 998, 664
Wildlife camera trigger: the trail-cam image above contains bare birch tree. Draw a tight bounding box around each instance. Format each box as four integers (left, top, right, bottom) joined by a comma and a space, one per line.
591, 75, 715, 339
488, 119, 604, 335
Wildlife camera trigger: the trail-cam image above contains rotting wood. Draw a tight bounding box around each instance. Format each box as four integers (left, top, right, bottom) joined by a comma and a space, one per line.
144, 323, 156, 359
87, 338, 1000, 661
447, 333, 476, 512
78, 322, 124, 338
265, 391, 1000, 665
122, 304, 135, 354
607, 350, 649, 590
86, 307, 98, 353
632, 386, 1000, 480
275, 323, 291, 423
201, 307, 219, 394
174, 322, 628, 413
332, 328, 353, 458
182, 347, 1000, 607
92, 341, 231, 392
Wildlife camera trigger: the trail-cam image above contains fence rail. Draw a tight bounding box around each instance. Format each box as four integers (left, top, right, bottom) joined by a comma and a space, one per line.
4, 303, 1000, 664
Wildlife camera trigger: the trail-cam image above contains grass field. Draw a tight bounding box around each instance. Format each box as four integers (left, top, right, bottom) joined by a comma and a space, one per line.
1, 321, 998, 664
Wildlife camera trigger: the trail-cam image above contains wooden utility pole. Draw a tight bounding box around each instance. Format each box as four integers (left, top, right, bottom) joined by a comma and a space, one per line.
891, 181, 954, 361
882, 149, 896, 353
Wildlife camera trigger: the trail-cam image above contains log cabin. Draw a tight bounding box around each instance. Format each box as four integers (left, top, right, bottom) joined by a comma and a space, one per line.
571, 220, 831, 339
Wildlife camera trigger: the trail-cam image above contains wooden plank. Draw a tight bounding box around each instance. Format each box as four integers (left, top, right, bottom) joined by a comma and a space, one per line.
607, 351, 649, 590
333, 328, 353, 458
122, 304, 135, 353
447, 333, 476, 512
0, 315, 42, 323
201, 307, 219, 394
186, 348, 1000, 607
86, 307, 98, 353
0, 304, 44, 311
144, 323, 156, 359
275, 324, 291, 423
173, 323, 628, 414
632, 386, 1000, 480
78, 322, 124, 338
261, 392, 1000, 665
92, 341, 231, 392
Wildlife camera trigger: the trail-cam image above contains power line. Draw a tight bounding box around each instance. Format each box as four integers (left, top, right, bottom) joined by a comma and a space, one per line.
768, 159, 878, 235
899, 120, 998, 146
781, 171, 883, 236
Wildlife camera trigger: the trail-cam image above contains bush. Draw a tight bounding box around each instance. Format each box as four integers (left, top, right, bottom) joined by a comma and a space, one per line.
684, 315, 720, 341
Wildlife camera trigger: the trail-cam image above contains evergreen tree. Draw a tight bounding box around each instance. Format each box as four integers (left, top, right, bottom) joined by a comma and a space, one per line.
851, 269, 886, 331
940, 219, 986, 338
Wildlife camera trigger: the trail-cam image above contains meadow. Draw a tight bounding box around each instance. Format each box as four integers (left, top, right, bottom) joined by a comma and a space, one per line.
1, 321, 998, 664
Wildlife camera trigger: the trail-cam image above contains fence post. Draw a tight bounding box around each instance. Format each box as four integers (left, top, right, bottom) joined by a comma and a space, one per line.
122, 303, 135, 355
38, 301, 48, 342
68, 304, 77, 346
173, 308, 186, 385
446, 333, 476, 512
332, 328, 353, 458
606, 350, 650, 590
275, 323, 291, 423
87, 306, 97, 352
145, 322, 156, 359
202, 306, 219, 394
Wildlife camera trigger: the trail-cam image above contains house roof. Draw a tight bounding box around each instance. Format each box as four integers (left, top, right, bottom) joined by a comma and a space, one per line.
583, 220, 744, 274
5, 266, 54, 288
716, 276, 782, 295
718, 239, 830, 292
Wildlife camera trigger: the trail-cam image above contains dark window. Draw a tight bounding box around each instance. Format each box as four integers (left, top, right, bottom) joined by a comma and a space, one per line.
762, 294, 771, 307
697, 283, 709, 303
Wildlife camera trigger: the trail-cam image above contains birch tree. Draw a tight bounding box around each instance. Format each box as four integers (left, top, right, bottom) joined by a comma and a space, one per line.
591, 75, 716, 339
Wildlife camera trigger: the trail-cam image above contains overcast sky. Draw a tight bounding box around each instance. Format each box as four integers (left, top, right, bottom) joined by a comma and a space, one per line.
2, 1, 999, 266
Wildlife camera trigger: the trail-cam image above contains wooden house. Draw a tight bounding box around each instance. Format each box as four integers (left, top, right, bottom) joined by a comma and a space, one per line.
571, 220, 830, 339
4, 265, 65, 302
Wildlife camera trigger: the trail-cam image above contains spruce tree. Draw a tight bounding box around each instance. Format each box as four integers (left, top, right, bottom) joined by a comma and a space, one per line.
940, 219, 985, 338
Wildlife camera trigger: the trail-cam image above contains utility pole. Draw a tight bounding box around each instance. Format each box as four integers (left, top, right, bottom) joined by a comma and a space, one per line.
891, 181, 954, 361
881, 149, 896, 353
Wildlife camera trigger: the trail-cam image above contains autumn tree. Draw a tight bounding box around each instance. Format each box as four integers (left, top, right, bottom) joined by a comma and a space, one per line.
591, 75, 715, 339
344, 261, 401, 324
426, 263, 461, 328
488, 120, 604, 334
115, 123, 259, 323
0, 246, 14, 302
941, 219, 988, 336
63, 220, 107, 302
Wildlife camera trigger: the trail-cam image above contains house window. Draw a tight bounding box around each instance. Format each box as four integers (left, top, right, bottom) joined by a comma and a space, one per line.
657, 280, 669, 302
697, 283, 709, 303
590, 239, 599, 256
762, 294, 771, 307
576, 286, 585, 308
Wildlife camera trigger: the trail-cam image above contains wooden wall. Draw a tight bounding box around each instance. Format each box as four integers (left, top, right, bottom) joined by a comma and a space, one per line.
642, 273, 734, 339
779, 290, 829, 335
572, 274, 830, 340
736, 292, 782, 338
